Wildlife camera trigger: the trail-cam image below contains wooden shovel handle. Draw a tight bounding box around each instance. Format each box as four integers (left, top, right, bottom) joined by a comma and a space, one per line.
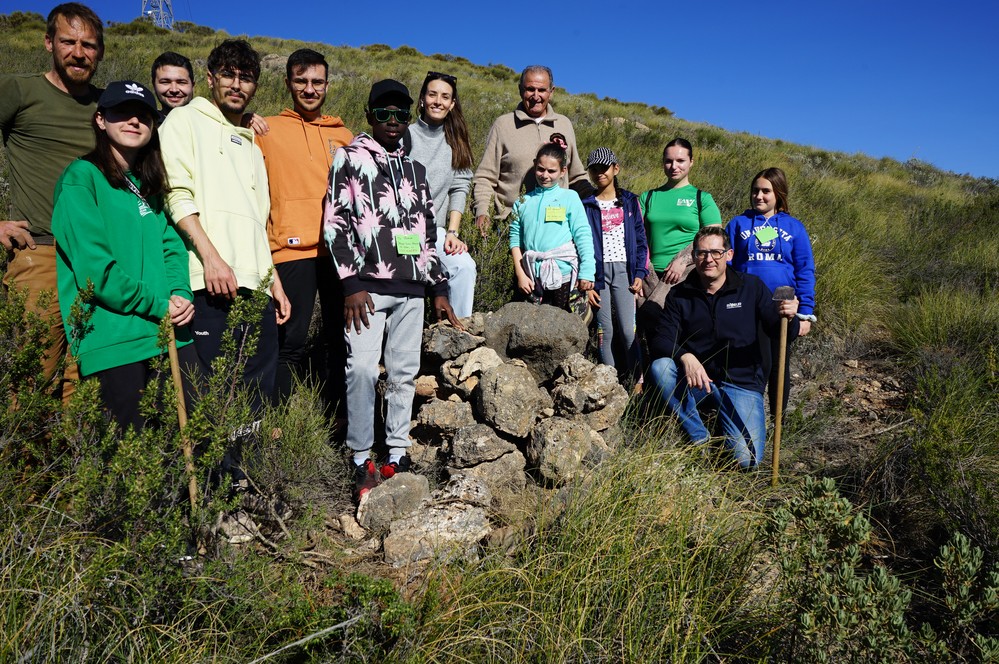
771, 317, 789, 487
168, 327, 197, 511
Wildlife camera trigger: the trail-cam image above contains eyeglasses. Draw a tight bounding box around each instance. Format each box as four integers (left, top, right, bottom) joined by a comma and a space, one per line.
693, 248, 728, 261
213, 69, 256, 86
426, 70, 457, 83
369, 107, 412, 123
290, 77, 327, 91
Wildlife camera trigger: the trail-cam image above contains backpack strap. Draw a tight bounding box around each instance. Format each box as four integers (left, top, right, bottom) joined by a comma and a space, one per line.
402, 129, 412, 155
696, 189, 702, 223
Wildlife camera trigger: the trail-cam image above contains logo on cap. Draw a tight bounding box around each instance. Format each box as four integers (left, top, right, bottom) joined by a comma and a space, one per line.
125, 82, 144, 97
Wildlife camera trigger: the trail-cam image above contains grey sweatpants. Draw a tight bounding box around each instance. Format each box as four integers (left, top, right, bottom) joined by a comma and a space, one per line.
596, 262, 640, 379
344, 293, 423, 454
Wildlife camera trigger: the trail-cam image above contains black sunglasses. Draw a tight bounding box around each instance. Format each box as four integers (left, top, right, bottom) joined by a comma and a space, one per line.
425, 70, 457, 83
369, 107, 412, 123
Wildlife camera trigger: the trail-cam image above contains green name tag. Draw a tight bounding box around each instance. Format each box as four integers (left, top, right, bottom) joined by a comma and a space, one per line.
396, 233, 421, 255
755, 226, 778, 244
545, 206, 567, 222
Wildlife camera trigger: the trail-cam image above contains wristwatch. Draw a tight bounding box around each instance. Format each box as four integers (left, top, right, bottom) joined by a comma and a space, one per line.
447, 229, 460, 238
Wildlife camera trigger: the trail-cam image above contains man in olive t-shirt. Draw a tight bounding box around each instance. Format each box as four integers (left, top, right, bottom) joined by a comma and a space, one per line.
0, 2, 105, 398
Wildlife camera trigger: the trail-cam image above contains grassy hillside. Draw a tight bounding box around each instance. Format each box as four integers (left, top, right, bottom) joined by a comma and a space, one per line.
3, 13, 999, 662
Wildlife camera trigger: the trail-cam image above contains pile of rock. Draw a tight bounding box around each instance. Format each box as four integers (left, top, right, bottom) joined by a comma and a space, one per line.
343, 302, 630, 567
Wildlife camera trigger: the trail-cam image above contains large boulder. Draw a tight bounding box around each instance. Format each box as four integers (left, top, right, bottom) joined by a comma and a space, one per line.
439, 357, 478, 399
439, 346, 502, 399
475, 362, 546, 438
357, 473, 430, 532
423, 322, 484, 362
382, 503, 491, 566
527, 417, 608, 485
414, 374, 439, 399
483, 302, 589, 383
450, 450, 527, 505
461, 312, 487, 336
407, 440, 443, 468
414, 398, 476, 442
459, 346, 504, 381
433, 473, 492, 508
551, 354, 630, 431
449, 424, 517, 468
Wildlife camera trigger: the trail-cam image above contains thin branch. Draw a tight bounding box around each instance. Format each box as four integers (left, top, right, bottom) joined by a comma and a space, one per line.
247, 615, 363, 664
853, 417, 914, 440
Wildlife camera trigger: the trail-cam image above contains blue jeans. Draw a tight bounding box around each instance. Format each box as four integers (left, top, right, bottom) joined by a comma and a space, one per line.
649, 357, 767, 468
435, 234, 476, 318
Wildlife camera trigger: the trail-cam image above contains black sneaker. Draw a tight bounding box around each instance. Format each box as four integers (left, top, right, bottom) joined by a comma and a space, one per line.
353, 459, 379, 502
379, 456, 411, 479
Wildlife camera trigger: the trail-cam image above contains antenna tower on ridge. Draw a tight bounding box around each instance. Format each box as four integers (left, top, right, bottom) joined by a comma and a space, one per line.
140, 0, 174, 30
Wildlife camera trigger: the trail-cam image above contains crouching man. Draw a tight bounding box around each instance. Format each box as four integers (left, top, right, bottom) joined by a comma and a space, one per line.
323, 79, 463, 501
648, 226, 798, 468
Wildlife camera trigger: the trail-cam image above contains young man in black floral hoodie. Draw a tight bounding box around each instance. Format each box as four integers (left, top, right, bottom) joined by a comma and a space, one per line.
323, 79, 463, 501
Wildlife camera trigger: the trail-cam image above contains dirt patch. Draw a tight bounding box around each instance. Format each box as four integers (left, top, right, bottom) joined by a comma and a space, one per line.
782, 334, 912, 476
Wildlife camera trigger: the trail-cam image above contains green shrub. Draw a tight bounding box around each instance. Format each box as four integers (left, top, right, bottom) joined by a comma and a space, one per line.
0, 277, 414, 662
888, 289, 999, 359
107, 17, 171, 37
173, 20, 216, 36
0, 11, 44, 30
902, 354, 999, 557
768, 477, 918, 662
767, 477, 999, 662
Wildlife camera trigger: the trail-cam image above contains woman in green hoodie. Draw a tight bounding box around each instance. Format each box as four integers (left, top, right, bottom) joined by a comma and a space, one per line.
53, 80, 198, 431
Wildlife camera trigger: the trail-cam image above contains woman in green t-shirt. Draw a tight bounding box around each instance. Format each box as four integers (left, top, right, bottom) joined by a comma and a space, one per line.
639, 138, 722, 286
53, 80, 198, 432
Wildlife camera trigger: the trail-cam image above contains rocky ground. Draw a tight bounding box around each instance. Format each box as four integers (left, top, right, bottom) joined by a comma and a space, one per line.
221, 308, 916, 592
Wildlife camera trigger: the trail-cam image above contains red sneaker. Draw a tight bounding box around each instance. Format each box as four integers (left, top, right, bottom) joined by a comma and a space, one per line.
379, 456, 412, 479
353, 459, 379, 502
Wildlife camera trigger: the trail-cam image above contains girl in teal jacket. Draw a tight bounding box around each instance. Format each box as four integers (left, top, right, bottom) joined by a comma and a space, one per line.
509, 140, 594, 310
53, 81, 198, 431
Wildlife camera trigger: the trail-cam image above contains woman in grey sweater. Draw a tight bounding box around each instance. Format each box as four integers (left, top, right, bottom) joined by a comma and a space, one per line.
405, 71, 476, 317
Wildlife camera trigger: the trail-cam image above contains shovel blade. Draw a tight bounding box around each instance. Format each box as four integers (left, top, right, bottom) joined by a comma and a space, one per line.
773, 285, 796, 301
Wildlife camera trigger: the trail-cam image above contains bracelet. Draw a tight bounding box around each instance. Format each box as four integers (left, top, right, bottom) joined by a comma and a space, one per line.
447, 229, 459, 238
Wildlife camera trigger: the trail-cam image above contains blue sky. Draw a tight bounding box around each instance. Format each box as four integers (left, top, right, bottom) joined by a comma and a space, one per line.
11, 0, 998, 179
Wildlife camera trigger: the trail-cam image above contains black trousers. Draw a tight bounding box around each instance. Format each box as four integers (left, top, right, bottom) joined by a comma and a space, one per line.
191, 290, 278, 415
274, 258, 345, 405
516, 281, 572, 311
90, 342, 201, 433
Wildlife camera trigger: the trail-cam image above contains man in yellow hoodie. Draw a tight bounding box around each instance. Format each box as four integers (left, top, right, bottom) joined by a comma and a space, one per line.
160, 39, 291, 415
257, 48, 353, 404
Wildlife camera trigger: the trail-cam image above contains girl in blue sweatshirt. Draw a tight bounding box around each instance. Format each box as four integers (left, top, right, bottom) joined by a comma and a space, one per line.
726, 167, 816, 418
509, 140, 594, 311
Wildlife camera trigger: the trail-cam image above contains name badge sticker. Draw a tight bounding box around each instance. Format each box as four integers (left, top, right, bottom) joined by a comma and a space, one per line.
396, 233, 421, 255
545, 206, 567, 223
754, 226, 778, 244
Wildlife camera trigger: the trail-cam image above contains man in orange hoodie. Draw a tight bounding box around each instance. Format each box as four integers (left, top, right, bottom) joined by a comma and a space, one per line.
257, 48, 353, 404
